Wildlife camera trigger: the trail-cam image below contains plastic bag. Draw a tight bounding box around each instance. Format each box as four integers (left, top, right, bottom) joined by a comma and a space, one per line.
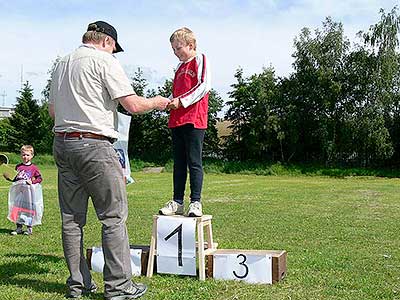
8, 181, 43, 226
114, 112, 134, 184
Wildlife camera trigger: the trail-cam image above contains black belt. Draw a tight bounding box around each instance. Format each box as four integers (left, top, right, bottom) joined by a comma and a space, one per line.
55, 132, 115, 143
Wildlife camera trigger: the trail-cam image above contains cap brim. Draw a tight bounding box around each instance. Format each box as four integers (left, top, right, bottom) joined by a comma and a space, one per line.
113, 42, 123, 53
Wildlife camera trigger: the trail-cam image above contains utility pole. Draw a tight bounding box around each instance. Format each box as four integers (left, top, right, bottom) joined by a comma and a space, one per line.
0, 90, 6, 107
21, 64, 24, 88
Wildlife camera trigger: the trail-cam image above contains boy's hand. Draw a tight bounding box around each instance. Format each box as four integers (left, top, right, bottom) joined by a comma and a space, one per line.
3, 173, 10, 181
167, 98, 181, 110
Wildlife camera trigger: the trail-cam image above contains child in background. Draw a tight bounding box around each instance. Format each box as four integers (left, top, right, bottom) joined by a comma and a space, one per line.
3, 145, 42, 235
159, 27, 211, 217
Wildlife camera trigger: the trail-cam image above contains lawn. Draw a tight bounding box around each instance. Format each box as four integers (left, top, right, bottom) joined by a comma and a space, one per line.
0, 165, 399, 300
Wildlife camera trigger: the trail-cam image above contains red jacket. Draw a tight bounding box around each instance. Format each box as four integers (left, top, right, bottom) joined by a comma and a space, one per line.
168, 53, 211, 129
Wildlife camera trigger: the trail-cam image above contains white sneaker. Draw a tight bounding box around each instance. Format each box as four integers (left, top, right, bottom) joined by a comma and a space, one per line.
159, 201, 184, 216
187, 202, 203, 217
10, 227, 23, 235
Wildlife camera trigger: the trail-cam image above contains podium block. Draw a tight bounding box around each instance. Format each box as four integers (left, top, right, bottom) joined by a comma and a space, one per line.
86, 245, 150, 276
207, 249, 287, 283
147, 214, 218, 280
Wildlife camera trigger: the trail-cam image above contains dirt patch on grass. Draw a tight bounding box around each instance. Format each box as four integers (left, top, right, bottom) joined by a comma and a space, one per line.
357, 189, 382, 199
206, 197, 235, 203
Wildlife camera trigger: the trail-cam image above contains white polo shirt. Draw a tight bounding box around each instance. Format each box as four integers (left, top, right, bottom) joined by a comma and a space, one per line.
49, 44, 135, 139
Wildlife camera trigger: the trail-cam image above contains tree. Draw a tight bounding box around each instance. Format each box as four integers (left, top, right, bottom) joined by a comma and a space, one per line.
224, 67, 279, 161
37, 58, 60, 154
224, 68, 254, 161
203, 89, 224, 158
123, 68, 171, 163
0, 118, 11, 151
7, 82, 42, 152
221, 11, 397, 166
360, 6, 400, 165
289, 17, 350, 163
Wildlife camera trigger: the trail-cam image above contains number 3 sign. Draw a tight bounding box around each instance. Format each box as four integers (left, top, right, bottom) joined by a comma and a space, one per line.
213, 251, 273, 284
157, 216, 197, 276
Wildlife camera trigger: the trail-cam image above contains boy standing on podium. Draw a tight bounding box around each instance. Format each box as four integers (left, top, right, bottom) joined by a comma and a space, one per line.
159, 27, 211, 217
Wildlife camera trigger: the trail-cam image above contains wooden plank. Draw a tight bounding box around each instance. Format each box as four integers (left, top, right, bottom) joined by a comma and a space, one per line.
146, 215, 158, 277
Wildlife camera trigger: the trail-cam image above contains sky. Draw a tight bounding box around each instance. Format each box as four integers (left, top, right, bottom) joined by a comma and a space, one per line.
0, 0, 399, 107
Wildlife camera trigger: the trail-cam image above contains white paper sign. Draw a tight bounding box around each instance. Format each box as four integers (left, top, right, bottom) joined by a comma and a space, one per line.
213, 253, 272, 284
91, 247, 142, 276
114, 112, 134, 184
157, 216, 197, 276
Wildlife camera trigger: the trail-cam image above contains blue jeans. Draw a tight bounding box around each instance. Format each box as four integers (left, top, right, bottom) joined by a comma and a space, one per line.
53, 136, 132, 298
172, 124, 205, 204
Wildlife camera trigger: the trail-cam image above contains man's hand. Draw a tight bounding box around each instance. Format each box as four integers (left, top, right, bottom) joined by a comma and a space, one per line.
3, 173, 11, 181
119, 94, 170, 114
167, 98, 181, 110
152, 96, 171, 111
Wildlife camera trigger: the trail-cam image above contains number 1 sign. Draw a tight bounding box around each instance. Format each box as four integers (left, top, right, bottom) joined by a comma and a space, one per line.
157, 216, 197, 276
213, 251, 273, 284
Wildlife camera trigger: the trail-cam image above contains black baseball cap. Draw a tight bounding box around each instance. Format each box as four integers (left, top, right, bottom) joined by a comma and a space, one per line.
87, 21, 123, 53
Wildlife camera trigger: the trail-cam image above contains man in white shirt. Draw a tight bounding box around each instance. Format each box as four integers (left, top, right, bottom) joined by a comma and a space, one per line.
49, 20, 169, 300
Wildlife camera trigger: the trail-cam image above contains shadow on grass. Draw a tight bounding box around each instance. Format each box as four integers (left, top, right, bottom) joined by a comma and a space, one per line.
0, 228, 13, 235
0, 253, 102, 299
202, 158, 400, 178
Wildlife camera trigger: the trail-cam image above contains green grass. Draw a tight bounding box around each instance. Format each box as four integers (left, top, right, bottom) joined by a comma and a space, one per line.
0, 165, 399, 299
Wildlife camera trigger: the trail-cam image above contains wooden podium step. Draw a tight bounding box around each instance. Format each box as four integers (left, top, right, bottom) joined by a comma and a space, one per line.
146, 214, 217, 280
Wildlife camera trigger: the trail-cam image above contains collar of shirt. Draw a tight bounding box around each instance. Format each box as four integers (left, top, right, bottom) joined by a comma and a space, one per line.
80, 43, 97, 50
175, 54, 198, 72
80, 44, 116, 58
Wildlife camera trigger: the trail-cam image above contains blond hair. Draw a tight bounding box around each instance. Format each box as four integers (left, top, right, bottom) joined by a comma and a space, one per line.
21, 145, 34, 156
170, 27, 197, 50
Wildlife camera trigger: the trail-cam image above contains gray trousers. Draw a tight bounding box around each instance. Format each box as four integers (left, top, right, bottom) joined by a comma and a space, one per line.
53, 136, 132, 297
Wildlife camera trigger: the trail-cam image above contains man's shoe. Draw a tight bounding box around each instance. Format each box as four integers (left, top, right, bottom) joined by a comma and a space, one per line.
65, 283, 97, 299
187, 202, 203, 217
84, 283, 98, 295
105, 282, 148, 300
159, 200, 184, 216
